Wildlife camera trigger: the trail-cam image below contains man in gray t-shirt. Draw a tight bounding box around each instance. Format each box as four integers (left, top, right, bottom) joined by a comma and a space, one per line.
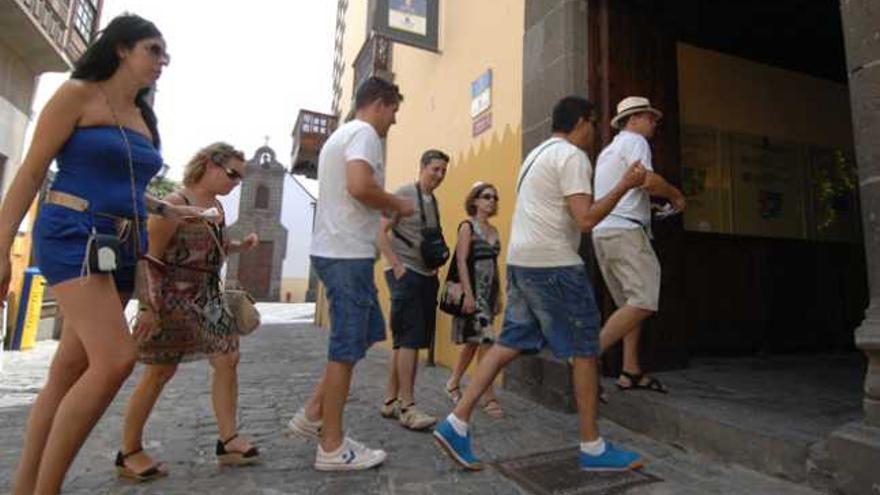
388, 182, 440, 273
378, 149, 450, 431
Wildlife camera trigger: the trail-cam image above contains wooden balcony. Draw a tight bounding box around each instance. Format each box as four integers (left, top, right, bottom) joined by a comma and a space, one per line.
352, 33, 393, 96
3, 0, 99, 72
290, 110, 338, 179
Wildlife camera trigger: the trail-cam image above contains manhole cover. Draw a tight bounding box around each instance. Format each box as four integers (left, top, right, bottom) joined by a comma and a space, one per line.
493, 448, 662, 495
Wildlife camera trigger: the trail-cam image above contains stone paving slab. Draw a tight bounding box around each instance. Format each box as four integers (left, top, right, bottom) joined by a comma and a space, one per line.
1, 305, 823, 494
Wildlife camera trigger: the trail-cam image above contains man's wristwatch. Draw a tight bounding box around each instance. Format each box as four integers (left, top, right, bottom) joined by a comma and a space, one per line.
155, 202, 167, 217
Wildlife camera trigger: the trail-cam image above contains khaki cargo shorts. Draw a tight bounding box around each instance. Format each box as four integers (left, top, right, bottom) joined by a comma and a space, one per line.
592, 228, 660, 311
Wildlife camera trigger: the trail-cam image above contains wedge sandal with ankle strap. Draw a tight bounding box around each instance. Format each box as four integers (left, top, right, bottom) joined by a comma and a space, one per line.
115, 449, 168, 482
216, 434, 261, 466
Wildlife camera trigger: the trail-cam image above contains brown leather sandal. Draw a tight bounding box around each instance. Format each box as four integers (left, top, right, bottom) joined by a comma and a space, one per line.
216, 433, 261, 466
114, 449, 168, 482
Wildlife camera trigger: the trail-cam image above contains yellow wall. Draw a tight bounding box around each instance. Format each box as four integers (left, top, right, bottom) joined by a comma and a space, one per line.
677, 43, 853, 148
321, 1, 525, 370
280, 277, 309, 303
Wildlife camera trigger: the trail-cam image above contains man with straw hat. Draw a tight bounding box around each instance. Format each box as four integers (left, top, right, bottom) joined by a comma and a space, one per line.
593, 96, 686, 394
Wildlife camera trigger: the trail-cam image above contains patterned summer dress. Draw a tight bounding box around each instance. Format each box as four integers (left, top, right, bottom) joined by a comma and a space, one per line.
452, 219, 501, 345
136, 195, 238, 364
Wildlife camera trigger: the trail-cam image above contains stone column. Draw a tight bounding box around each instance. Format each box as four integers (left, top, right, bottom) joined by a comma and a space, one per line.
829, 1, 880, 494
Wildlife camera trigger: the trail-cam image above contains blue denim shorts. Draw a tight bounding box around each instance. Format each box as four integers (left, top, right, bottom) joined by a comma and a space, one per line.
33, 202, 145, 293
311, 256, 386, 363
498, 264, 600, 359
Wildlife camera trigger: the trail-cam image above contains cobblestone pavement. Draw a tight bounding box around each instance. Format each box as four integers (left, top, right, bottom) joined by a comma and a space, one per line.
1, 305, 821, 494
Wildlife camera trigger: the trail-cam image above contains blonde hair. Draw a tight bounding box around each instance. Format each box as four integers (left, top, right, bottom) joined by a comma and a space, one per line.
182, 142, 245, 187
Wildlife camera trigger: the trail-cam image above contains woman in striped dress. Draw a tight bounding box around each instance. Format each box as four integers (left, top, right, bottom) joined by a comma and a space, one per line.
444, 182, 504, 418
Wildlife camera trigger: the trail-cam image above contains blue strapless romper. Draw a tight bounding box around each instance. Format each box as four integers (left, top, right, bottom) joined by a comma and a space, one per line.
33, 126, 163, 292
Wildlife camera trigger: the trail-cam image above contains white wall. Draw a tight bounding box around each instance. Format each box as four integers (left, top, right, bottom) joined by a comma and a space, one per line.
0, 96, 29, 195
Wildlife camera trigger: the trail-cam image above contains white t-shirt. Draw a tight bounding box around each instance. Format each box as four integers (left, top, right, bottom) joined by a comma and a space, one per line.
507, 137, 592, 267
311, 119, 385, 258
594, 130, 653, 232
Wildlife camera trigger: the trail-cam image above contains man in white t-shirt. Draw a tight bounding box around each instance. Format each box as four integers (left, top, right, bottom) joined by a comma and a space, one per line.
433, 96, 647, 472
286, 77, 415, 471
593, 96, 686, 394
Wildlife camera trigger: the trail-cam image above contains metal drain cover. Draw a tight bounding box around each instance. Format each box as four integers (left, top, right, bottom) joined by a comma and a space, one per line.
493, 447, 662, 495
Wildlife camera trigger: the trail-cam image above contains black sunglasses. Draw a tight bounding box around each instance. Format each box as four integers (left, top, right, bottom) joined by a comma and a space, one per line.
479, 193, 499, 201
211, 155, 242, 181
221, 165, 242, 181
144, 43, 171, 63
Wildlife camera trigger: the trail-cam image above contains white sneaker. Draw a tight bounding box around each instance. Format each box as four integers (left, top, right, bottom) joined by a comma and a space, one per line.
287, 407, 322, 441
314, 437, 387, 471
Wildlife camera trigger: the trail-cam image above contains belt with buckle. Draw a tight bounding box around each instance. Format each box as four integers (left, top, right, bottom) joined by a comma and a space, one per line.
44, 190, 143, 242
45, 190, 89, 212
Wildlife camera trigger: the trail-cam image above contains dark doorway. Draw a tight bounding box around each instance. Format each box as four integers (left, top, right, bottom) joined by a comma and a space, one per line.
238, 241, 274, 300
588, 0, 866, 372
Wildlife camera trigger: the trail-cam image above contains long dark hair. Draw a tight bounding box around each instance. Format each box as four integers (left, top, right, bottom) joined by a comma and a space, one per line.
71, 14, 163, 148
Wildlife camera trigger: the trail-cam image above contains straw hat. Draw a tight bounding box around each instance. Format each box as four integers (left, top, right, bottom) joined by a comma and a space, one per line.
610, 96, 663, 129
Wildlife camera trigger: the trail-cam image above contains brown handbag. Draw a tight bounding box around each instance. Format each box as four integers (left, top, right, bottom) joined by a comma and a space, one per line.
223, 286, 261, 335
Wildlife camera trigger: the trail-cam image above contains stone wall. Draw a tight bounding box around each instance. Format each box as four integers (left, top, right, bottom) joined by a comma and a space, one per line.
521, 0, 588, 155
829, 1, 880, 494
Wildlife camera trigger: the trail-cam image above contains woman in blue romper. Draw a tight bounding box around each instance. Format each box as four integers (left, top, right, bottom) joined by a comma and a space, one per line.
0, 15, 206, 494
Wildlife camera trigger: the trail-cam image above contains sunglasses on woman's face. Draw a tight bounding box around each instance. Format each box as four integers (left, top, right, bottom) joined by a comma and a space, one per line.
221, 166, 243, 181
479, 193, 499, 201
144, 43, 171, 63
212, 161, 242, 181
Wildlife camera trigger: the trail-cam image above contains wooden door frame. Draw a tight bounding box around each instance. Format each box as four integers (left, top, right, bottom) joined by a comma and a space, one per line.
587, 0, 689, 372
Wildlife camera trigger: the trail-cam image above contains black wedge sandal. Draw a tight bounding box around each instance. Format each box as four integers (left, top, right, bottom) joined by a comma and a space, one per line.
115, 449, 168, 482
216, 433, 261, 466
616, 370, 669, 394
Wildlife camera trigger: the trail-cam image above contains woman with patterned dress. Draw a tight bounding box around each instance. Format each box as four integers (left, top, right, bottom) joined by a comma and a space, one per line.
118, 143, 261, 479
445, 182, 505, 418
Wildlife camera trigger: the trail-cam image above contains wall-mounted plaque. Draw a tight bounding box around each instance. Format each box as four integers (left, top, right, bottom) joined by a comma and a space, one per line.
373, 0, 439, 52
